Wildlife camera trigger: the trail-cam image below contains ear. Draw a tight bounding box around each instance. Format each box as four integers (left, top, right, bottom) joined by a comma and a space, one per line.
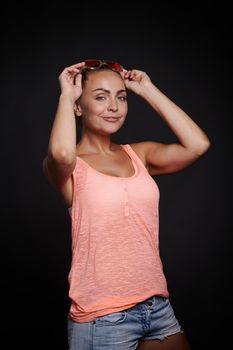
74, 101, 82, 117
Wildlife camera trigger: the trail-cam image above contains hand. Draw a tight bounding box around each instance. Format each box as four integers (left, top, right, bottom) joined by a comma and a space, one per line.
58, 62, 85, 102
121, 68, 152, 95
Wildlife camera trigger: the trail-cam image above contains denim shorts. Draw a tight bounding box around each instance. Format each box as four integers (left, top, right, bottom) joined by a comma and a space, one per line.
67, 296, 183, 349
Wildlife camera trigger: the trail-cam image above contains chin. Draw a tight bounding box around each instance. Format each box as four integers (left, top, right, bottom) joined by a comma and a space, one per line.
99, 129, 120, 136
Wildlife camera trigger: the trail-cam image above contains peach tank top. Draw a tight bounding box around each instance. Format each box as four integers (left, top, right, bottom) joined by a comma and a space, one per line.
68, 144, 169, 323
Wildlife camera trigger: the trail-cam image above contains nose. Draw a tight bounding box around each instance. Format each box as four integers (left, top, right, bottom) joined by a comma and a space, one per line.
107, 98, 118, 112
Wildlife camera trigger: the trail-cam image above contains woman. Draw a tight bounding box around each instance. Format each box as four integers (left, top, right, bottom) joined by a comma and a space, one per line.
43, 59, 210, 349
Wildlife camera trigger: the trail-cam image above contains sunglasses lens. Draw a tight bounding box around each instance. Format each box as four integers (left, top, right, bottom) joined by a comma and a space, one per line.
106, 61, 123, 72
85, 60, 101, 68
84, 59, 123, 72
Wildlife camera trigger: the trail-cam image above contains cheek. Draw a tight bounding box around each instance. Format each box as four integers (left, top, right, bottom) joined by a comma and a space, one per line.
82, 102, 106, 116
120, 104, 128, 118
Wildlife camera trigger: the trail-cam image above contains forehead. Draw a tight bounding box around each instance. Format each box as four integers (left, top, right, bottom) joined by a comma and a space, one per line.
83, 70, 125, 90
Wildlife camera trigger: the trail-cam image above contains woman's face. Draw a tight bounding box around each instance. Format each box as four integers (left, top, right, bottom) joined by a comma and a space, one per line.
77, 70, 128, 135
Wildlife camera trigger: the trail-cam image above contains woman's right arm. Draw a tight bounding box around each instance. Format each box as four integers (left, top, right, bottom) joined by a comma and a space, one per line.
42, 62, 84, 191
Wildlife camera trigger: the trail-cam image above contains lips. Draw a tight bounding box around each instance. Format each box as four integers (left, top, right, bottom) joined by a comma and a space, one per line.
102, 117, 121, 123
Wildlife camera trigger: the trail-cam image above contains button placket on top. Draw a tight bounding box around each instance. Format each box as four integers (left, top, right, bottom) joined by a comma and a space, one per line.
121, 179, 129, 216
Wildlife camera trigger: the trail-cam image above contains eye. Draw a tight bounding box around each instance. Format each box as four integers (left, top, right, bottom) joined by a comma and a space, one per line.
96, 95, 106, 101
118, 96, 127, 102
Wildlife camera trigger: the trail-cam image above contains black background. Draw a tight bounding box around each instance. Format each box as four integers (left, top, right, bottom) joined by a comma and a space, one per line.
1, 3, 232, 349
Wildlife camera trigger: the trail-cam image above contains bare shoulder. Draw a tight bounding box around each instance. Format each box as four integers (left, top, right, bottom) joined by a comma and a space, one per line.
129, 141, 160, 164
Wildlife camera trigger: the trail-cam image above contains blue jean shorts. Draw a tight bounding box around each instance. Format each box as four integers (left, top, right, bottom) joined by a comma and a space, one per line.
67, 296, 184, 349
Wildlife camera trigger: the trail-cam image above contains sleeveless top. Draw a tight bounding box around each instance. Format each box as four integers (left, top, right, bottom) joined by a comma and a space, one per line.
68, 144, 169, 323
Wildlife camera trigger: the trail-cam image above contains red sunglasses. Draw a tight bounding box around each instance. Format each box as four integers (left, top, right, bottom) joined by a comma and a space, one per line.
83, 59, 123, 72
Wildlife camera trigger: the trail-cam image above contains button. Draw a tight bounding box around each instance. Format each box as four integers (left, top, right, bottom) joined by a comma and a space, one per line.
125, 206, 129, 216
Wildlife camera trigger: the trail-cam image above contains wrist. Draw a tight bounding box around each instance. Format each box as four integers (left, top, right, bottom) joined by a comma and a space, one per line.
59, 93, 76, 105
139, 81, 160, 98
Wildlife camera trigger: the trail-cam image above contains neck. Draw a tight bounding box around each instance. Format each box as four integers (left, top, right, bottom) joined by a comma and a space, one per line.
78, 131, 118, 155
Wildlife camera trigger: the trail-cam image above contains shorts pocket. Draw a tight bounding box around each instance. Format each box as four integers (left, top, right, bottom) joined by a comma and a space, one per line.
95, 311, 127, 326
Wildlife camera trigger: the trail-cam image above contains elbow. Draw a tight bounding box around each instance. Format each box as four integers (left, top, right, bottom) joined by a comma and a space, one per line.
49, 147, 76, 165
195, 138, 211, 156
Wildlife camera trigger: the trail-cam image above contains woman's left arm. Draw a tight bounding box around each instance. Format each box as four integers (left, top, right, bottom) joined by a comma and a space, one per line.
123, 69, 211, 175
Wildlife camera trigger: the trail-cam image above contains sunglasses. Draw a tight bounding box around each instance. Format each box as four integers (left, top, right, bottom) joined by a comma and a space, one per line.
83, 59, 123, 73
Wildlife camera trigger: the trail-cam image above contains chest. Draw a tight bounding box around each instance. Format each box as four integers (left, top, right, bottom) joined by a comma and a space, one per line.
77, 154, 136, 178
76, 167, 159, 215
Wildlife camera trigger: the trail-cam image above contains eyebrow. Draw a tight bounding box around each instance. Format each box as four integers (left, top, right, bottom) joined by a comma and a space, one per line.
92, 88, 127, 94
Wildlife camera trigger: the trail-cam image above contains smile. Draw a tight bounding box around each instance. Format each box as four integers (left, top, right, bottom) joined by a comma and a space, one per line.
102, 117, 121, 123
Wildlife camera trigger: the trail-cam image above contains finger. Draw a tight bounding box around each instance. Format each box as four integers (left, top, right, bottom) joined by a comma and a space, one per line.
63, 62, 85, 75
126, 71, 136, 81
120, 69, 128, 79
74, 72, 82, 86
120, 68, 127, 75
67, 65, 83, 73
129, 70, 141, 80
124, 70, 132, 79
69, 62, 85, 69
65, 66, 84, 80
130, 69, 138, 76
